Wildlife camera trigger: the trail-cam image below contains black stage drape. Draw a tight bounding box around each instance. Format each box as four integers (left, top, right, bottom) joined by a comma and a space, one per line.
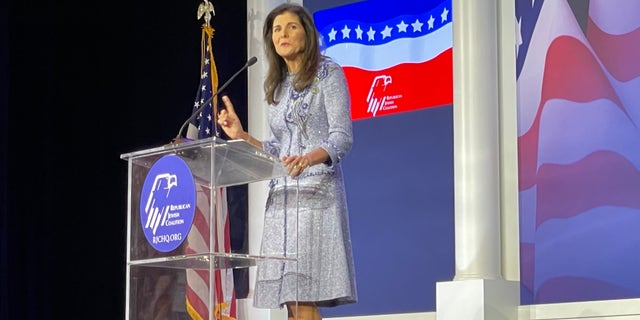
3, 1, 248, 319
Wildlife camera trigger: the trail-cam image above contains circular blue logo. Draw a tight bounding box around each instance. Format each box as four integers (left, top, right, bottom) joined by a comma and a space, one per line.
139, 155, 196, 252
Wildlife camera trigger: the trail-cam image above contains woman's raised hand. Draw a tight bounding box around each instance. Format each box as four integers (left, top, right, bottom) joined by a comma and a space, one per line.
218, 95, 245, 139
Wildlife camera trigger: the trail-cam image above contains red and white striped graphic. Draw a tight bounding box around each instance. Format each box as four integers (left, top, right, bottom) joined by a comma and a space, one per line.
185, 185, 236, 320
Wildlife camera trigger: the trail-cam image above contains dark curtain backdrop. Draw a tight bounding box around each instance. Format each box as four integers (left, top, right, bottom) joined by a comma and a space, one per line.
2, 1, 9, 319
3, 1, 247, 319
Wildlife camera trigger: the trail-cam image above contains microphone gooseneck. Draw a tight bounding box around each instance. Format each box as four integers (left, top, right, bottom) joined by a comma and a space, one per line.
175, 56, 258, 141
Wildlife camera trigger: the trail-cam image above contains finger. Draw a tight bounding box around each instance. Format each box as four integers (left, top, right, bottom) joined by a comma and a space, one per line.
287, 163, 296, 175
216, 113, 227, 126
221, 95, 235, 114
282, 156, 295, 166
289, 165, 301, 178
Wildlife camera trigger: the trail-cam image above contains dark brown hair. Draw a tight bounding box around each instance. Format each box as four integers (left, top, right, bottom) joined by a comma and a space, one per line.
262, 3, 322, 105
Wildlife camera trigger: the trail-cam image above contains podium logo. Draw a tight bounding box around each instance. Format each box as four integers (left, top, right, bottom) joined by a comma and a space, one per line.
139, 155, 196, 252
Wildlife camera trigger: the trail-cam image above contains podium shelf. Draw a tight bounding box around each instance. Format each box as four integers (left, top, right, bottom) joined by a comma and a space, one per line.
128, 252, 297, 270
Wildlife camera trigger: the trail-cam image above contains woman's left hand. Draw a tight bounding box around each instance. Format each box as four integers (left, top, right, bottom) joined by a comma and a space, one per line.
283, 155, 310, 178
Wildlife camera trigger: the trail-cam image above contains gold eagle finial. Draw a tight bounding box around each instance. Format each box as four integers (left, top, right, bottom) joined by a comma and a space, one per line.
197, 0, 215, 26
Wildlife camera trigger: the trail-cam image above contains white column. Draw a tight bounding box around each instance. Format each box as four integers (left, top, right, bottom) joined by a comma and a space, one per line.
452, 0, 501, 282
497, 0, 521, 283
436, 0, 519, 319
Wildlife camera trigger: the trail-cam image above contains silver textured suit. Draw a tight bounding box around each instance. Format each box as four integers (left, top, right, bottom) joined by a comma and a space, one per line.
253, 58, 358, 309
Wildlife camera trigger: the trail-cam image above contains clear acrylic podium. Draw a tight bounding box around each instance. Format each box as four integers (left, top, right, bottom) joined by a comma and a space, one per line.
120, 137, 293, 320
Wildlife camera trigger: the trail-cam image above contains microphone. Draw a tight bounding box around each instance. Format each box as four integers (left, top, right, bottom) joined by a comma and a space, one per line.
174, 56, 258, 141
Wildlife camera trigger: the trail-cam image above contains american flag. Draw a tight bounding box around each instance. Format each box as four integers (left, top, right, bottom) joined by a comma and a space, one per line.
516, 0, 640, 304
187, 25, 219, 140
314, 0, 453, 120
184, 25, 237, 320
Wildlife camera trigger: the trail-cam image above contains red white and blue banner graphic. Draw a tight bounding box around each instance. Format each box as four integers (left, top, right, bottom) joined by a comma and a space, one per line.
517, 0, 640, 304
314, 0, 453, 121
